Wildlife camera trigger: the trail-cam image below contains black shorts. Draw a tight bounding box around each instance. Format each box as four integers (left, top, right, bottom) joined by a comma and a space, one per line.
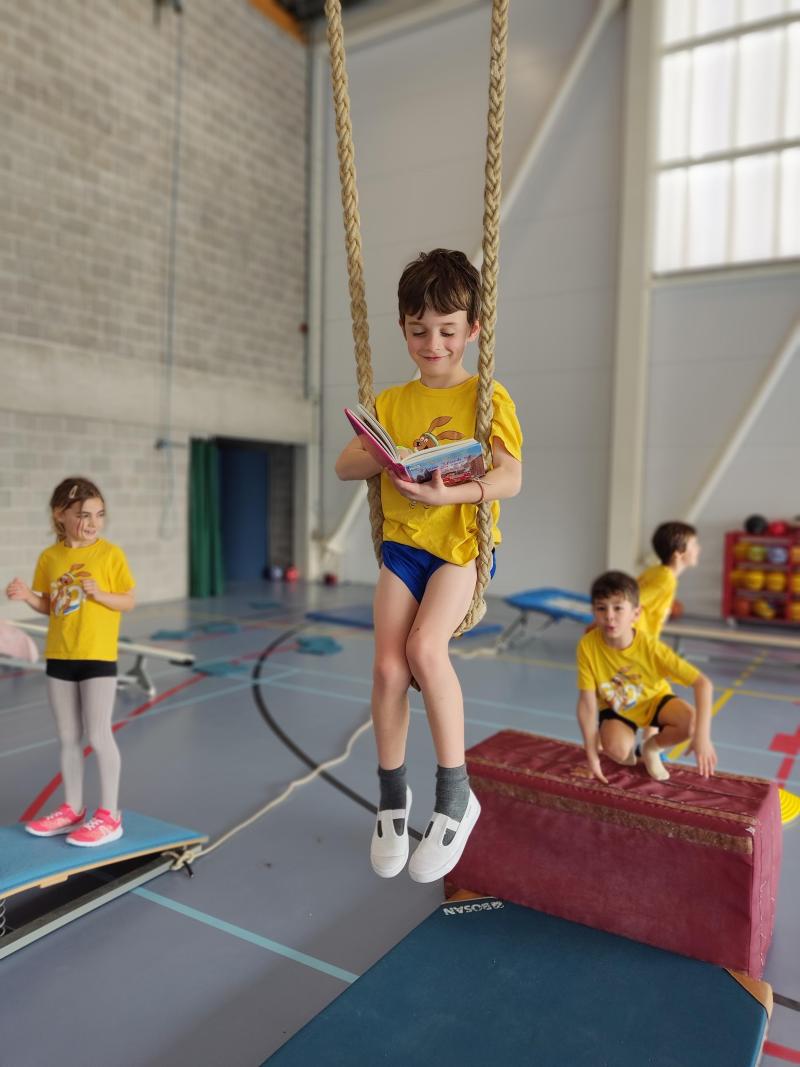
46, 659, 118, 683
598, 693, 677, 733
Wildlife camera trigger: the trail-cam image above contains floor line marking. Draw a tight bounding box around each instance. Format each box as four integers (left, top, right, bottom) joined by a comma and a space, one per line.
669, 689, 735, 761
253, 675, 800, 789
133, 887, 357, 984
763, 1040, 800, 1064
0, 697, 49, 717
7, 670, 798, 791
0, 669, 303, 761
18, 667, 302, 819
266, 652, 800, 706
734, 688, 800, 705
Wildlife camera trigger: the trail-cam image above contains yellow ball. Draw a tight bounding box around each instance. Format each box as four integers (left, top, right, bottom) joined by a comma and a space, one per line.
743, 570, 764, 591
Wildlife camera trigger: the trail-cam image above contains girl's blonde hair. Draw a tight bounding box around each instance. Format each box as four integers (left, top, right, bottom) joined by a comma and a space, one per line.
50, 477, 105, 541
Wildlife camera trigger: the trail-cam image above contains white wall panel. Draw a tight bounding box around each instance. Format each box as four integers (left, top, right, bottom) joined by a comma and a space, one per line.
644, 279, 800, 614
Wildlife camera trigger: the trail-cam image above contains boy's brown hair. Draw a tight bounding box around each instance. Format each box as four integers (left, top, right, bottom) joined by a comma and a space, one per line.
652, 521, 697, 564
49, 476, 105, 541
590, 570, 640, 607
398, 249, 481, 326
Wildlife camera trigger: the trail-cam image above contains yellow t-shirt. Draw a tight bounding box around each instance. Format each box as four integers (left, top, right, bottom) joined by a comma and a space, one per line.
375, 376, 523, 566
637, 564, 677, 639
32, 539, 135, 661
576, 626, 699, 728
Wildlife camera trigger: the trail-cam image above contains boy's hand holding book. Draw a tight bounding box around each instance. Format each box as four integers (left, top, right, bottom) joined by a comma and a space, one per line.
389, 468, 454, 506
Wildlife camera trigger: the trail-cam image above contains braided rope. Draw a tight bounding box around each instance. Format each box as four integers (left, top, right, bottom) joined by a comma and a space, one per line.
454, 0, 509, 637
325, 0, 383, 563
324, 0, 509, 631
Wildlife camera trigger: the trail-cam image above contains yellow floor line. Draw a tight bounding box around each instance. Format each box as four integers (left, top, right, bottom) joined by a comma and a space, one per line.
735, 687, 800, 704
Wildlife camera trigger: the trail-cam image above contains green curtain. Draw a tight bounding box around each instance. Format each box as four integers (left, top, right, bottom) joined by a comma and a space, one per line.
189, 439, 224, 597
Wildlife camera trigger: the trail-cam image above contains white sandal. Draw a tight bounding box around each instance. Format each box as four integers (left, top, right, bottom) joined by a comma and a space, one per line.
370, 787, 412, 878
408, 790, 481, 884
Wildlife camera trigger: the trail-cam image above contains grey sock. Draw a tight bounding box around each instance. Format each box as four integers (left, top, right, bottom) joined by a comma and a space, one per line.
377, 764, 407, 837
434, 763, 470, 823
378, 763, 407, 812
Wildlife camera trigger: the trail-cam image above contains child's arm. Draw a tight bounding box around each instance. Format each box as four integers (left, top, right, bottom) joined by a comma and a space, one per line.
690, 671, 717, 777
577, 688, 608, 784
5, 578, 50, 615
335, 437, 383, 481
81, 580, 136, 614
389, 437, 522, 506
475, 437, 522, 502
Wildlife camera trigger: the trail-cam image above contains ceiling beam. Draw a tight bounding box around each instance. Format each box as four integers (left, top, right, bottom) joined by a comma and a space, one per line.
248, 0, 306, 44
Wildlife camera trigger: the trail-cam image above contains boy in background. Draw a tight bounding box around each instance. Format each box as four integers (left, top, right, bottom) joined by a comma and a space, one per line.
638, 521, 700, 639
576, 571, 716, 784
638, 522, 701, 744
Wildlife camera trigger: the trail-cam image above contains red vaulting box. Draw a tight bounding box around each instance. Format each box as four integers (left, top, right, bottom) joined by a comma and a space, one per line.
447, 731, 782, 978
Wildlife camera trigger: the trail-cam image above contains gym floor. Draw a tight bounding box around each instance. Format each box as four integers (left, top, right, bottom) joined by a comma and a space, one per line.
0, 581, 798, 1067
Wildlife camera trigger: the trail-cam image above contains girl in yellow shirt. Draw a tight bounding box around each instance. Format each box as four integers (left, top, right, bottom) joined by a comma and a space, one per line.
6, 477, 135, 846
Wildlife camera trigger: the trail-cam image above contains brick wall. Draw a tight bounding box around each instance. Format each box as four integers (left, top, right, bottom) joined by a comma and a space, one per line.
0, 412, 189, 605
1, 0, 308, 611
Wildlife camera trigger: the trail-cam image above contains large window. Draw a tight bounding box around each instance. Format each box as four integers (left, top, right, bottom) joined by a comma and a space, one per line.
654, 0, 800, 272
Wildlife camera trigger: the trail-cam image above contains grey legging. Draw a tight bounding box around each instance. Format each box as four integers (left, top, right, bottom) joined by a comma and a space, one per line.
46, 676, 121, 814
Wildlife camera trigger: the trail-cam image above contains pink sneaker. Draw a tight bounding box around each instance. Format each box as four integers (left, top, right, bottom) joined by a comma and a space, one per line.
66, 808, 123, 847
25, 803, 86, 837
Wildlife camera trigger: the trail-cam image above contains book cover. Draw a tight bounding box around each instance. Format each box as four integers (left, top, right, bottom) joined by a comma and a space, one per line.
344, 406, 486, 486
402, 440, 485, 486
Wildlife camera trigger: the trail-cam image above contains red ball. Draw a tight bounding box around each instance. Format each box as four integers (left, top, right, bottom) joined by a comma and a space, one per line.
669, 599, 684, 621
323, 572, 338, 586
767, 520, 788, 536
284, 564, 299, 582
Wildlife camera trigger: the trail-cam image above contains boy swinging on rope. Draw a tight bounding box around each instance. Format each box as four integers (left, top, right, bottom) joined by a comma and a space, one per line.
336, 249, 523, 882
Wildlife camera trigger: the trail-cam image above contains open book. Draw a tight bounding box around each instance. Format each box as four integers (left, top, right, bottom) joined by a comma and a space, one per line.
345, 404, 485, 486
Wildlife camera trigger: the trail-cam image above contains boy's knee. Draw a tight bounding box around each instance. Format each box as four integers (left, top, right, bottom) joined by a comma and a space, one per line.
373, 655, 412, 694
601, 734, 634, 763
405, 630, 447, 682
665, 698, 695, 736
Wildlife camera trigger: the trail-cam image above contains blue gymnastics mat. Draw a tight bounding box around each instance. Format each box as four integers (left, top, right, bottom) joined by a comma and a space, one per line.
504, 586, 593, 625
0, 811, 207, 900
264, 897, 770, 1067
306, 604, 502, 638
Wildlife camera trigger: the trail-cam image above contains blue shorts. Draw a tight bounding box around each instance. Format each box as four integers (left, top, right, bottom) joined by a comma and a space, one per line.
382, 541, 496, 603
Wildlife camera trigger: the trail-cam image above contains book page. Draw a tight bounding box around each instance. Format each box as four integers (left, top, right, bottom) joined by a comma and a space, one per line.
356, 404, 398, 458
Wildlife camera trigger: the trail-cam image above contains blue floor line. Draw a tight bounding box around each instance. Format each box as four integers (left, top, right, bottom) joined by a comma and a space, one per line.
133, 886, 358, 984
0, 697, 49, 718
0, 668, 302, 760
134, 668, 302, 723
254, 674, 800, 792
5, 660, 798, 794
0, 736, 59, 760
